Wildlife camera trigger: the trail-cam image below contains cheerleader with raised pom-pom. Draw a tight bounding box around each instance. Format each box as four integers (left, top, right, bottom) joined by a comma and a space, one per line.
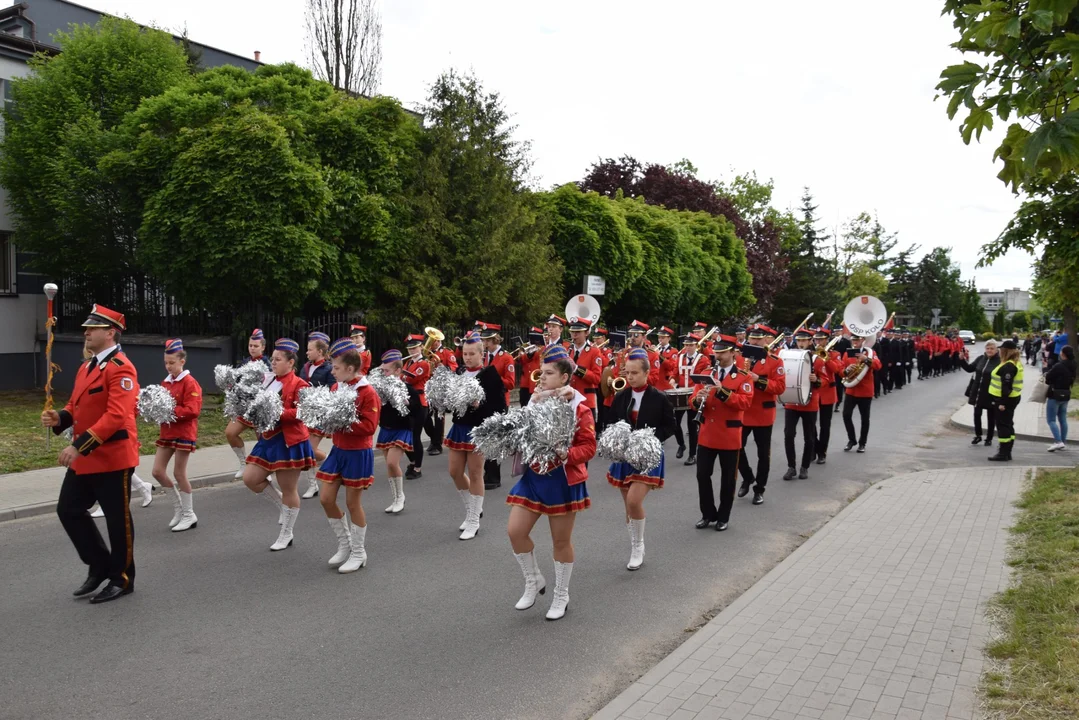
374, 349, 421, 515
153, 339, 204, 532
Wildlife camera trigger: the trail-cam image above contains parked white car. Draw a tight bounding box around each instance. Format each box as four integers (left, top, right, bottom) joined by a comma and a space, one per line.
959, 330, 976, 344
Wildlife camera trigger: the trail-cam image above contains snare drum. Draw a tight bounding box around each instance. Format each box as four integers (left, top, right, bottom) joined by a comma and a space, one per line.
778, 349, 812, 406
665, 387, 694, 411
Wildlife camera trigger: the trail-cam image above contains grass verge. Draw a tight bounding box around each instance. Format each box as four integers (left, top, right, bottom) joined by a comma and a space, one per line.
983, 467, 1079, 718
0, 390, 230, 474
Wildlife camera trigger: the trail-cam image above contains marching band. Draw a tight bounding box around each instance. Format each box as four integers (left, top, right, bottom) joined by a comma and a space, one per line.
44, 294, 970, 614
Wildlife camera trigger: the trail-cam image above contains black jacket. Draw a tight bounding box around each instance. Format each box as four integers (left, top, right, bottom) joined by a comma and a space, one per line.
454, 365, 509, 426
379, 383, 422, 431
609, 385, 677, 443
1045, 358, 1077, 401
960, 354, 1000, 409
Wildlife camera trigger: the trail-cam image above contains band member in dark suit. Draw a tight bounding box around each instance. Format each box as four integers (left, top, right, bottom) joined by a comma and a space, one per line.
606, 348, 677, 571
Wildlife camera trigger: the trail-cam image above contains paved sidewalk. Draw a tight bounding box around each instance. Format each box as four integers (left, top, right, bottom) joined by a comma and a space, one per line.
949, 364, 1074, 445
594, 466, 1026, 720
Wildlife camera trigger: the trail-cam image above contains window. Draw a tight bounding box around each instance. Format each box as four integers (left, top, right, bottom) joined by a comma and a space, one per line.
0, 233, 14, 295
0, 78, 10, 137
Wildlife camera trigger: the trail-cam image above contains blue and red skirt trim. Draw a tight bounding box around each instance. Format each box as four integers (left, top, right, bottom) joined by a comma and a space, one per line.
236, 415, 254, 429
309, 428, 330, 439
247, 433, 316, 472
316, 447, 375, 489
376, 427, 413, 453
607, 455, 665, 489
156, 437, 197, 452
507, 466, 590, 516
445, 422, 475, 452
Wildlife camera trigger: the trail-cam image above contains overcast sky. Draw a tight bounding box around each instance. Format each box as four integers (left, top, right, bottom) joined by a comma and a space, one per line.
50, 0, 1035, 292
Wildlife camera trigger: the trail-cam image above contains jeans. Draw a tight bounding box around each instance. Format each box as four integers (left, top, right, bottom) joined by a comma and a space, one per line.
1046, 397, 1070, 443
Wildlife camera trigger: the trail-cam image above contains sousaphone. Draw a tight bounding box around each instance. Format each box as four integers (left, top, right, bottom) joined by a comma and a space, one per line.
841, 295, 887, 387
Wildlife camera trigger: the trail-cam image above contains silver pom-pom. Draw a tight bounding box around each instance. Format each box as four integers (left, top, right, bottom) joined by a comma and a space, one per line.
61, 426, 74, 441
214, 364, 235, 392
519, 396, 578, 474
137, 384, 176, 424
367, 368, 410, 415
596, 421, 633, 462
222, 361, 267, 419
244, 388, 284, 434
426, 366, 486, 417
297, 384, 358, 435
471, 409, 529, 463
624, 428, 663, 473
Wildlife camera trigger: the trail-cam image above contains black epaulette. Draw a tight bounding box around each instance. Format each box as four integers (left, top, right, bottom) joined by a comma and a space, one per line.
110, 357, 126, 366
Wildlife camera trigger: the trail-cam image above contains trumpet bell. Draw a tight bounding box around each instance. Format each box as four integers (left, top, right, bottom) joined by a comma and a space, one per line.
611, 376, 627, 392
530, 369, 542, 384
421, 327, 445, 357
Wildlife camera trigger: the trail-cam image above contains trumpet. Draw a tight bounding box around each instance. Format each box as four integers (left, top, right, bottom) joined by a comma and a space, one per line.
592, 337, 609, 351
815, 335, 841, 359
453, 336, 463, 347
768, 312, 813, 352
511, 343, 537, 359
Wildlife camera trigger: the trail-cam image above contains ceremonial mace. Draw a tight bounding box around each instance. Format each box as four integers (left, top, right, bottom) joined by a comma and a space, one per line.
43, 282, 59, 450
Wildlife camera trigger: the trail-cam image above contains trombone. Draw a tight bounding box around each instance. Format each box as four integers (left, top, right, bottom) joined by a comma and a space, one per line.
511, 343, 538, 359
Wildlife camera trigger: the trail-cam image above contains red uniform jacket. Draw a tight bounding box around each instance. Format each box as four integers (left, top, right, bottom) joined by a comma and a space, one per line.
521, 348, 542, 394
329, 378, 381, 450
55, 346, 140, 474
485, 347, 515, 406
434, 345, 458, 373
786, 354, 826, 413
403, 355, 432, 408
815, 350, 844, 407
693, 366, 754, 451
674, 351, 711, 389
568, 341, 604, 411
655, 344, 679, 390
528, 393, 596, 485
356, 348, 372, 375
743, 354, 787, 427
159, 371, 202, 442
261, 372, 312, 447
842, 351, 883, 398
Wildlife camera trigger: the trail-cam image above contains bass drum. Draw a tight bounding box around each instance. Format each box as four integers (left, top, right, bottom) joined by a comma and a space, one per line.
778, 349, 813, 406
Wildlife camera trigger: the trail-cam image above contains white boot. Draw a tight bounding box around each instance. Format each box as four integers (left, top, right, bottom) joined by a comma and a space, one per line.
172, 491, 198, 532
167, 486, 184, 528
459, 494, 483, 541
271, 506, 298, 551
260, 484, 284, 523
458, 488, 471, 530
327, 516, 352, 565
384, 477, 399, 513
268, 475, 286, 523
627, 518, 645, 570
89, 504, 104, 518
132, 473, 154, 508
391, 477, 405, 514
546, 561, 573, 621
301, 469, 320, 499
513, 551, 547, 610
339, 523, 367, 573
231, 445, 247, 479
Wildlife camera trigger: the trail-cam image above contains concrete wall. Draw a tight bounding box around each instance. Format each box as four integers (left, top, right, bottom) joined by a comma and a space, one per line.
37, 333, 234, 395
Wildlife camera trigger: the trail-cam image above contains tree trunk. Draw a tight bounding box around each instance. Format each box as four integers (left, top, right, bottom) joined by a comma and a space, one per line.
1065, 306, 1077, 354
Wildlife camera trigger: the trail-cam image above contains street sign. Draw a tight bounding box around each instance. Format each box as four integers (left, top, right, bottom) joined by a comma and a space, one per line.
584, 275, 606, 296
931, 308, 941, 318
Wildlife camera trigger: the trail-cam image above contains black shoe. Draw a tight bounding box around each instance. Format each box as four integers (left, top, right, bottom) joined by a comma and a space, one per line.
676, 446, 685, 459
484, 480, 501, 489
783, 466, 797, 481
752, 492, 764, 505
815, 453, 826, 465
89, 582, 133, 604
405, 467, 421, 480
684, 455, 696, 466
73, 573, 107, 597
798, 467, 809, 479
984, 438, 992, 446
988, 451, 1011, 462
857, 444, 866, 453
426, 446, 442, 456
737, 480, 751, 498
834, 406, 841, 413
971, 436, 982, 445
844, 441, 856, 452
715, 521, 729, 531
695, 516, 715, 529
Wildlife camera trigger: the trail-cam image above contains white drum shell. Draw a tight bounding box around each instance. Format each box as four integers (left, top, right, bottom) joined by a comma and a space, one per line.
778, 349, 812, 406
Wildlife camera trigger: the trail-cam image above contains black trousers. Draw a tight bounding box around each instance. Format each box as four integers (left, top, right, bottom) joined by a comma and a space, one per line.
996, 397, 1019, 444
696, 446, 740, 523
57, 467, 136, 588
835, 382, 845, 410
905, 362, 913, 383
917, 350, 929, 378
674, 410, 699, 455
409, 407, 429, 468
784, 408, 817, 470
818, 402, 834, 455
974, 404, 997, 441
738, 425, 772, 493
424, 409, 445, 450
842, 395, 872, 446
892, 363, 905, 389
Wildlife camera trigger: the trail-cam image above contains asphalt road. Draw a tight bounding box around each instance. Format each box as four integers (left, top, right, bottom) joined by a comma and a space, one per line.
1, 355, 1072, 720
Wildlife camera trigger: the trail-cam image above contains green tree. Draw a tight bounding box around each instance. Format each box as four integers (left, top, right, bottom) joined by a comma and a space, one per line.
771, 189, 842, 327
393, 70, 562, 324
938, 1, 1079, 192
845, 263, 889, 302
0, 17, 191, 297
907, 247, 964, 326
956, 281, 989, 332
885, 245, 920, 319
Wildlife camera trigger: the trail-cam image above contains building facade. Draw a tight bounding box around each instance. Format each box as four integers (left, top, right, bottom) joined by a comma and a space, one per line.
0, 0, 260, 390
977, 287, 1031, 325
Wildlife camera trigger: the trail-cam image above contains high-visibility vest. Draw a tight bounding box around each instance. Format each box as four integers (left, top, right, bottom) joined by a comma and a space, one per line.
988, 360, 1023, 398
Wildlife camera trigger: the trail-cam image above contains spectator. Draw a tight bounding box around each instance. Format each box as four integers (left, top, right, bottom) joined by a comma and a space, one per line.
1045, 345, 1076, 452
959, 339, 1000, 447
